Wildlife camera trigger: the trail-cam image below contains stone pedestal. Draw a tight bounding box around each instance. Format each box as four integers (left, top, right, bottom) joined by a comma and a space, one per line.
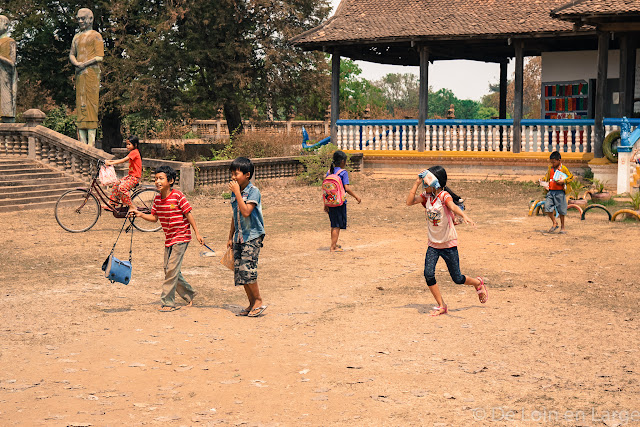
588, 159, 618, 193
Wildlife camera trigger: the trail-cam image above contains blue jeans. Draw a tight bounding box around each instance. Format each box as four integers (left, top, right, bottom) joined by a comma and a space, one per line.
424, 246, 466, 287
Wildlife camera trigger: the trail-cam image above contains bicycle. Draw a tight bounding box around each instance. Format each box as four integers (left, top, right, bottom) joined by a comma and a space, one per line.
55, 159, 161, 233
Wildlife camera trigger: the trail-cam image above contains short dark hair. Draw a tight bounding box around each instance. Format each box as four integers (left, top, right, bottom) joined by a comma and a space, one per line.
550, 151, 561, 161
127, 135, 140, 148
155, 165, 177, 186
229, 157, 254, 180
428, 165, 448, 188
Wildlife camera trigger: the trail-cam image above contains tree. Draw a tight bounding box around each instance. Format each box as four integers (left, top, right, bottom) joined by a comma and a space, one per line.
1, 0, 186, 150
175, 0, 332, 131
2, 0, 332, 149
374, 73, 419, 116
338, 58, 384, 118
482, 57, 541, 119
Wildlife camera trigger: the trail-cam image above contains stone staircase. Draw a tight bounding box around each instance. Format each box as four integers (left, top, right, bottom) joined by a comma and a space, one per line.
0, 157, 87, 213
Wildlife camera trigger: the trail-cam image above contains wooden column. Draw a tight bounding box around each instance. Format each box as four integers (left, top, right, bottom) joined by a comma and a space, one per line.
619, 33, 637, 118
512, 40, 524, 153
330, 51, 341, 146
499, 59, 508, 150
594, 31, 609, 158
417, 46, 430, 152
499, 60, 508, 119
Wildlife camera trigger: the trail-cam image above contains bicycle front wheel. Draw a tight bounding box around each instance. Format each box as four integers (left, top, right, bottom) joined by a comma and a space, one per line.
130, 188, 161, 232
55, 189, 100, 232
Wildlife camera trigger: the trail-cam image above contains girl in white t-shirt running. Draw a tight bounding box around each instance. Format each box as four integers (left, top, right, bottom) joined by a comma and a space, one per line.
406, 166, 488, 316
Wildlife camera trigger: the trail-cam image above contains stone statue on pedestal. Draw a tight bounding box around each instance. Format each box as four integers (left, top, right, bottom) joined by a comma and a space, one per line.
0, 15, 17, 123
69, 8, 103, 147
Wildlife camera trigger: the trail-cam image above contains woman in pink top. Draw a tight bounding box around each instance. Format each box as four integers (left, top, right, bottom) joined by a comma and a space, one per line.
406, 166, 488, 316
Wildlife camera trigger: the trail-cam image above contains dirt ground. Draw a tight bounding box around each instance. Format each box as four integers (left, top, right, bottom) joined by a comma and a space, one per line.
1, 174, 639, 426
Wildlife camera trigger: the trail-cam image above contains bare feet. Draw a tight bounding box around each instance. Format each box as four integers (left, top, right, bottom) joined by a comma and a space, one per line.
475, 277, 488, 304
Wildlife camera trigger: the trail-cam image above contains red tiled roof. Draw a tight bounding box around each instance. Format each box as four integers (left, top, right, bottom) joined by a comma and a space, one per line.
292, 0, 579, 46
552, 0, 640, 17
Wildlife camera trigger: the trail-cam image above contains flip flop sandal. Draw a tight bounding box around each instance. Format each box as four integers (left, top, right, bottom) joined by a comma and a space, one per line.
476, 277, 488, 304
248, 305, 268, 317
236, 309, 250, 317
159, 305, 180, 312
429, 306, 448, 316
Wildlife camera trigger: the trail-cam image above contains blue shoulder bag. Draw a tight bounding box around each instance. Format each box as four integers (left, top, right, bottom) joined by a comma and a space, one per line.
101, 219, 134, 285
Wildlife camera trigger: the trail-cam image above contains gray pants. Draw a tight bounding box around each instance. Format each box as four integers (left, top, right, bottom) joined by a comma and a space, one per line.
161, 242, 196, 307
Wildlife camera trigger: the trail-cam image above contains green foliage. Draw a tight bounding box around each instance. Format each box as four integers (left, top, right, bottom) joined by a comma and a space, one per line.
222, 192, 232, 200
141, 167, 153, 183
476, 105, 499, 120
7, 0, 331, 144
629, 192, 640, 210
567, 179, 585, 200
588, 177, 607, 193
592, 197, 616, 206
210, 141, 235, 161
42, 106, 78, 138
339, 59, 385, 117
297, 143, 348, 185
583, 168, 594, 180
375, 73, 419, 114
182, 130, 199, 139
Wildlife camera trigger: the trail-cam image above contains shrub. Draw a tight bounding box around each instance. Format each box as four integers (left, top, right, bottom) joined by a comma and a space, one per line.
588, 177, 607, 193
629, 191, 640, 210
209, 141, 234, 161
583, 167, 594, 180
567, 179, 584, 200
232, 132, 300, 158
207, 132, 301, 161
297, 143, 350, 185
42, 106, 78, 138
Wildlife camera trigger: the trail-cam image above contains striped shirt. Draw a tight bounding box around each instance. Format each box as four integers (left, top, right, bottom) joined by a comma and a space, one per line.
151, 189, 193, 247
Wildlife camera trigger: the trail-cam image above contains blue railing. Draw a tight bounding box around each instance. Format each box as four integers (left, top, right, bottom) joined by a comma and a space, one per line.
335, 118, 639, 153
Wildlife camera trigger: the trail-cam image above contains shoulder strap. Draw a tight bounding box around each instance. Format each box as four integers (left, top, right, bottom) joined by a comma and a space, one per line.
110, 218, 134, 262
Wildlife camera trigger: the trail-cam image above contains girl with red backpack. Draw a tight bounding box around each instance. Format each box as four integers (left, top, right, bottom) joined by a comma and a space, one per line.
323, 150, 361, 252
406, 165, 488, 316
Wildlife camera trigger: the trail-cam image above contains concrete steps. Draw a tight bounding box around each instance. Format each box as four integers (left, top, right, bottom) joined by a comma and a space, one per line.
0, 157, 87, 212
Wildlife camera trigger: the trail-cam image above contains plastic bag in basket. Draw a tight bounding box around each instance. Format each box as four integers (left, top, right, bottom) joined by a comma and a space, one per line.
99, 165, 118, 186
220, 248, 235, 270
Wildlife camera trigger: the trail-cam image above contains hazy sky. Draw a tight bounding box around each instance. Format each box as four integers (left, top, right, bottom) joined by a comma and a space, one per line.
328, 0, 515, 101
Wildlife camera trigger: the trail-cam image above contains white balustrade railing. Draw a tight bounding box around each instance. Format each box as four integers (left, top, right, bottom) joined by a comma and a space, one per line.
192, 119, 328, 139
335, 119, 640, 153
0, 123, 113, 182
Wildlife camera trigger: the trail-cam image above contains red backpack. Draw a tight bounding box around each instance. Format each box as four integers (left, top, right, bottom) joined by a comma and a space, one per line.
322, 169, 346, 207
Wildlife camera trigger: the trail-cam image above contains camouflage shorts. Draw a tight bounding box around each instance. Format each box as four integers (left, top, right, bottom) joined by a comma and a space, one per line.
233, 235, 264, 286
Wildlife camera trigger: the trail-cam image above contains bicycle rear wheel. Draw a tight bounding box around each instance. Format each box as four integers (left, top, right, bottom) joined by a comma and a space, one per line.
55, 189, 100, 232
130, 188, 161, 232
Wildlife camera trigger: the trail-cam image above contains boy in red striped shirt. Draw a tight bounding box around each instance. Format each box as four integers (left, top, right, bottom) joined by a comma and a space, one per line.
130, 165, 204, 312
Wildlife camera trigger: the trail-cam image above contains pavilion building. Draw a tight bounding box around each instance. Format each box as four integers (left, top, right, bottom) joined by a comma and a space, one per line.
292, 0, 640, 158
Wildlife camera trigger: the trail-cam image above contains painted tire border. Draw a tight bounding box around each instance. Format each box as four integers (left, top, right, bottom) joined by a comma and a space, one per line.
580, 204, 612, 221
611, 209, 640, 221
